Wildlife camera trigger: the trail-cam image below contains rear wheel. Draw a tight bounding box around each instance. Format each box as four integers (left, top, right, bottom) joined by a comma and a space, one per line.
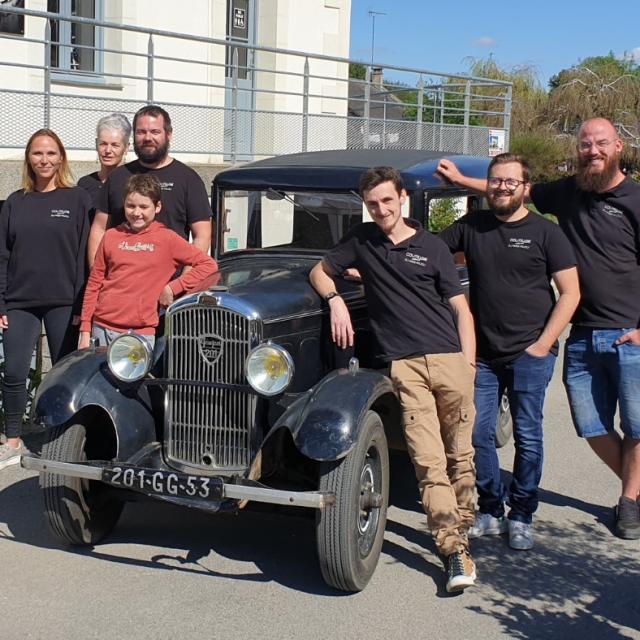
42, 422, 123, 545
316, 410, 389, 592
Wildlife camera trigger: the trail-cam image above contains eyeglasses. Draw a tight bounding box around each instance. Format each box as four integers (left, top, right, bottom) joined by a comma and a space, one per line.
487, 177, 527, 190
578, 139, 617, 152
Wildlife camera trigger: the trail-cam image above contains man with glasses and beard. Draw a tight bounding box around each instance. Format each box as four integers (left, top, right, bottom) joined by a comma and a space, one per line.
88, 105, 211, 267
439, 153, 580, 550
437, 118, 640, 540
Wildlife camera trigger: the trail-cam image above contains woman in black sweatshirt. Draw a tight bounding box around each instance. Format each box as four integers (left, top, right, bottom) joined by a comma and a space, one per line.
0, 129, 91, 469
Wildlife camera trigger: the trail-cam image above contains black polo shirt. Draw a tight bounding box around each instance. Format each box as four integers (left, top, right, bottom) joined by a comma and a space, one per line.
324, 220, 463, 362
440, 210, 576, 363
531, 176, 640, 328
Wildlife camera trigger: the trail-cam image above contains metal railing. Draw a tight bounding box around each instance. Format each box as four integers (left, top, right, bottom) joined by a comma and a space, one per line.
0, 6, 512, 161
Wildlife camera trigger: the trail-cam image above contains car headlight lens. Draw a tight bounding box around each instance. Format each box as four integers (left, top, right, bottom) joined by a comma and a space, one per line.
107, 334, 153, 382
245, 343, 294, 396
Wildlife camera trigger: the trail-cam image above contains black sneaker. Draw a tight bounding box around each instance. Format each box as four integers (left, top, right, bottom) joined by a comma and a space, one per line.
446, 548, 476, 593
615, 497, 640, 539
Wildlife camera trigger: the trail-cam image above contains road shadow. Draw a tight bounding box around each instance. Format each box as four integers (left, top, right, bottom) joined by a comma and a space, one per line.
466, 518, 640, 638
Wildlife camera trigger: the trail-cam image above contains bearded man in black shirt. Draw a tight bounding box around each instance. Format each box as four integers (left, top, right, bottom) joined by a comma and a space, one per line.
87, 105, 212, 268
310, 167, 478, 593
437, 118, 640, 540
439, 154, 580, 550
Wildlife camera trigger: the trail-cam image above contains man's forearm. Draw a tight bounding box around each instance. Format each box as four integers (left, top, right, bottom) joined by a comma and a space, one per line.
535, 291, 580, 351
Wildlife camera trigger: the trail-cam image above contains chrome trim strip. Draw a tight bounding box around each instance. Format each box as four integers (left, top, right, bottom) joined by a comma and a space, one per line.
21, 456, 103, 480
21, 457, 335, 509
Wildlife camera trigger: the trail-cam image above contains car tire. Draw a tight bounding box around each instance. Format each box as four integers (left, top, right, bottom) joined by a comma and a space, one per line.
316, 410, 389, 592
496, 392, 513, 449
42, 422, 123, 545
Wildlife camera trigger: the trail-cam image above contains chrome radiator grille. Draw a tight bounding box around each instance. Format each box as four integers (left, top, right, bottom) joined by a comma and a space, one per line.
165, 305, 258, 473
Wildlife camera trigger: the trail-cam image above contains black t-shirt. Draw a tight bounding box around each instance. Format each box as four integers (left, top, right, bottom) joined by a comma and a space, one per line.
0, 187, 91, 314
531, 176, 640, 328
77, 171, 101, 224
440, 210, 576, 363
324, 220, 463, 362
97, 159, 211, 240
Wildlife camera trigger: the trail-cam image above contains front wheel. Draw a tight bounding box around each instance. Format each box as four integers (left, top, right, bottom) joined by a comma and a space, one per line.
42, 422, 123, 545
316, 410, 389, 592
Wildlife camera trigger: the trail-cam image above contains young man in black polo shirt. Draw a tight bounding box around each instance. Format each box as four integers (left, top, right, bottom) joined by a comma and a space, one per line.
439, 154, 580, 549
437, 118, 640, 539
310, 166, 478, 592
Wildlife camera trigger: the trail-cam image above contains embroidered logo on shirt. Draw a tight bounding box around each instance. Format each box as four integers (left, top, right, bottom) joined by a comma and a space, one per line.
404, 251, 428, 267
118, 240, 156, 252
51, 209, 70, 218
601, 203, 624, 218
159, 182, 174, 191
508, 237, 531, 250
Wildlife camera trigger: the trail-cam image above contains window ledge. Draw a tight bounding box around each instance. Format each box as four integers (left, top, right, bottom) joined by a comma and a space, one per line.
51, 72, 122, 90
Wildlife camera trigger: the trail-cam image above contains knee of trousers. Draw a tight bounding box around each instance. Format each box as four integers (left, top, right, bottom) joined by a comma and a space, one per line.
2, 374, 29, 390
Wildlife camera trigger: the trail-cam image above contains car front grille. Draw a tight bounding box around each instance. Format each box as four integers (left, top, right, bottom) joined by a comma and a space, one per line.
165, 304, 259, 474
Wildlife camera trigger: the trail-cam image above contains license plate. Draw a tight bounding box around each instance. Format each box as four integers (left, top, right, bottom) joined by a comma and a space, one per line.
102, 465, 222, 501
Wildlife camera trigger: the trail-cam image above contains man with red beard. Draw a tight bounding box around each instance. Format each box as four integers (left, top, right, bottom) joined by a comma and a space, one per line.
439, 154, 579, 550
437, 118, 640, 539
88, 105, 211, 267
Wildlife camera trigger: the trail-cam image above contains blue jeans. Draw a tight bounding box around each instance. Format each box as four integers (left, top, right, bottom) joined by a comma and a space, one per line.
473, 351, 556, 524
563, 327, 640, 439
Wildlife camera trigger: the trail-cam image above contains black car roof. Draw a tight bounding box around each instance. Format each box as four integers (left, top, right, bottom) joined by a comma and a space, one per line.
214, 149, 490, 191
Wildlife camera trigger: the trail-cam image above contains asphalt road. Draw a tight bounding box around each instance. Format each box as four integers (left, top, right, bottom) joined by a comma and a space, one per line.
1, 344, 639, 640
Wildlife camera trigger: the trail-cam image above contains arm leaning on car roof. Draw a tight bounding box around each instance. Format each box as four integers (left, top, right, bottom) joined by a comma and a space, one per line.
437, 158, 491, 196
309, 260, 354, 350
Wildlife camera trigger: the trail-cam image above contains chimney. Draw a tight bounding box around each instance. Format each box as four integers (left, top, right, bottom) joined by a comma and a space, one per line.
371, 67, 383, 87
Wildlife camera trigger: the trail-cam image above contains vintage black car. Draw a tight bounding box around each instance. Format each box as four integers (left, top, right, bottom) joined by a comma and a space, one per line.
23, 149, 502, 593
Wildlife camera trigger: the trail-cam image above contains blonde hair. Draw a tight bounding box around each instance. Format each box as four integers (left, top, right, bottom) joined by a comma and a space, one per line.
22, 129, 75, 192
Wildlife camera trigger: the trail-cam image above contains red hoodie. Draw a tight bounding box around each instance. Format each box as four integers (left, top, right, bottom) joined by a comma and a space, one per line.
80, 221, 217, 334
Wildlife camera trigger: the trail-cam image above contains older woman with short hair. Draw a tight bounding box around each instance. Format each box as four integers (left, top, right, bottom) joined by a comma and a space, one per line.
78, 113, 131, 209
0, 129, 91, 468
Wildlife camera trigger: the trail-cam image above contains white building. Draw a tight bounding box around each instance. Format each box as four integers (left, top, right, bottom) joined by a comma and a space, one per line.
0, 0, 352, 165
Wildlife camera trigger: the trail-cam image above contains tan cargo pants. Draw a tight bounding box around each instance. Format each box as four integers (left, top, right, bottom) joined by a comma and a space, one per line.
390, 351, 476, 556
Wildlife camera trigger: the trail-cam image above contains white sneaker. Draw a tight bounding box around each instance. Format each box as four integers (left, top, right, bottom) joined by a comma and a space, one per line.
0, 441, 30, 471
509, 520, 534, 550
467, 512, 508, 539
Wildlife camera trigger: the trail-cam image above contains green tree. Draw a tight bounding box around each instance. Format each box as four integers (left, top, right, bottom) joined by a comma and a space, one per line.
428, 198, 459, 233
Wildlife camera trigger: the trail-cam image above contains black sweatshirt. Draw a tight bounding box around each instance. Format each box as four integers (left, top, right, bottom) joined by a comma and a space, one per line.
0, 187, 91, 314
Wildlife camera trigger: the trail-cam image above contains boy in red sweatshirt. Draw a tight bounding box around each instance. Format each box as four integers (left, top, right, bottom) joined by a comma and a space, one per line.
79, 174, 217, 347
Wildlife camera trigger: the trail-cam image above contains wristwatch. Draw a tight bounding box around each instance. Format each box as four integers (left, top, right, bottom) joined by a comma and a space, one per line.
324, 291, 341, 302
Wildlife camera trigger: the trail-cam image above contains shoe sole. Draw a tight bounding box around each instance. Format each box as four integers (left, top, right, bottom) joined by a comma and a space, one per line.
0, 454, 24, 471
615, 527, 640, 540
468, 526, 508, 539
446, 570, 477, 593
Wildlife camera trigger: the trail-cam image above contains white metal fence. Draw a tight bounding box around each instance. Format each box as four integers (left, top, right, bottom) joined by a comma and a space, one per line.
0, 6, 512, 161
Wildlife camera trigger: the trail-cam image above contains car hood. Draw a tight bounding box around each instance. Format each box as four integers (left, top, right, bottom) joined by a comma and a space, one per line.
170, 253, 362, 322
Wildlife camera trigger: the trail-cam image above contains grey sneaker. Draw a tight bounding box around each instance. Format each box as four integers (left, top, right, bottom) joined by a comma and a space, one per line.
509, 520, 534, 550
467, 512, 508, 539
615, 497, 640, 540
0, 432, 6, 445
446, 547, 477, 593
0, 441, 30, 471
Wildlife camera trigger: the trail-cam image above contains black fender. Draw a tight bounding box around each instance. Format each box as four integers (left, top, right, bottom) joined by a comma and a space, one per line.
272, 367, 397, 461
34, 348, 157, 460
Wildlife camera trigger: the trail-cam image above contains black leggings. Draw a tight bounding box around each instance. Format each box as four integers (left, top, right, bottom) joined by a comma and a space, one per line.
2, 306, 77, 438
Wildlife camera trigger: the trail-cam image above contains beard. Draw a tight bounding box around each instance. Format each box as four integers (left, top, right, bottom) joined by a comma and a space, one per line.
575, 152, 620, 192
488, 192, 524, 217
134, 138, 169, 164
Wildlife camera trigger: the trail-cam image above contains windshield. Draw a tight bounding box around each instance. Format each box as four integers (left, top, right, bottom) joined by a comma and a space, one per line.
219, 189, 366, 255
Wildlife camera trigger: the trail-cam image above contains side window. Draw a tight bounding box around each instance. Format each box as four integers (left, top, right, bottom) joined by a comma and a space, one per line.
426, 195, 476, 233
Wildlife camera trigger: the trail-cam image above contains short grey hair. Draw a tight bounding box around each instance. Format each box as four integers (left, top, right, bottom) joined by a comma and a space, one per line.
96, 113, 132, 145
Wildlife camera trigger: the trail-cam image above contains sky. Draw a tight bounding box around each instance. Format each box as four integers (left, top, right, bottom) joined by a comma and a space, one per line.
349, 0, 640, 88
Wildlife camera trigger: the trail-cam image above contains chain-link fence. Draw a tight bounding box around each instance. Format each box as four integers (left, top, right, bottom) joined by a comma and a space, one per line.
0, 6, 512, 161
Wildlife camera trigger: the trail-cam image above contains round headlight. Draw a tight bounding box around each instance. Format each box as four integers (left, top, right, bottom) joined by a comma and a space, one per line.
107, 334, 153, 382
245, 343, 294, 396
